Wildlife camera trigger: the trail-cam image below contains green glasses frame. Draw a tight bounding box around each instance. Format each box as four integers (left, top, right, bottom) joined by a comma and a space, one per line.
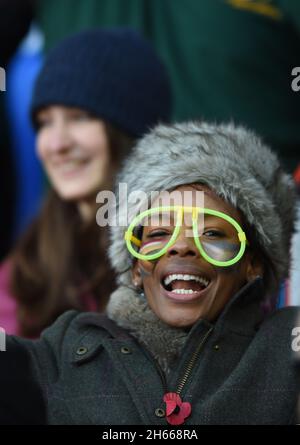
124, 206, 248, 267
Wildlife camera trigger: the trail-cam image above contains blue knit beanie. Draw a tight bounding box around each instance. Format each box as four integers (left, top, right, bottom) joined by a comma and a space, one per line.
30, 28, 172, 137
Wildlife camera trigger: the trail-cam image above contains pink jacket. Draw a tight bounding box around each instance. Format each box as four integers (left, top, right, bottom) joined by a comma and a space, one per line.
0, 259, 98, 337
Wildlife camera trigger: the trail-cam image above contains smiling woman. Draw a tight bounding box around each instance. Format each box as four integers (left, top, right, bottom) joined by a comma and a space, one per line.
6, 120, 300, 425
130, 184, 256, 328
0, 28, 171, 337
35, 107, 111, 205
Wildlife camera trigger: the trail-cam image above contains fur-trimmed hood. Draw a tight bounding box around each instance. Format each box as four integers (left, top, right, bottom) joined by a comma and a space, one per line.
107, 285, 189, 373
107, 122, 296, 368
109, 122, 296, 290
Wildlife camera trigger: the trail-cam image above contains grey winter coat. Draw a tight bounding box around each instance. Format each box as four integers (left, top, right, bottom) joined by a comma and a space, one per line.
8, 279, 300, 425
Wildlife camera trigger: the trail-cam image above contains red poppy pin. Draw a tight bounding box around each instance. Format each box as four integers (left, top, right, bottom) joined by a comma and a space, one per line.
163, 392, 191, 425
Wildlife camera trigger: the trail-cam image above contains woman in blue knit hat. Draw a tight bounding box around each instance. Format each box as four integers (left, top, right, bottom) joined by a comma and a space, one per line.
0, 27, 172, 337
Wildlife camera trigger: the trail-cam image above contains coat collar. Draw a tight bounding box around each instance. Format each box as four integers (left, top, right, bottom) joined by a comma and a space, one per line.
72, 277, 265, 372
213, 277, 265, 336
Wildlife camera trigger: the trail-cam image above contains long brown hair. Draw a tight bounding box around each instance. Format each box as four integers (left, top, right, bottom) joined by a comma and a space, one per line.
10, 122, 134, 337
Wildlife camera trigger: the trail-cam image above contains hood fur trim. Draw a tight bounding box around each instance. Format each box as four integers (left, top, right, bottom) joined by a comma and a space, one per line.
107, 286, 188, 373
109, 122, 296, 289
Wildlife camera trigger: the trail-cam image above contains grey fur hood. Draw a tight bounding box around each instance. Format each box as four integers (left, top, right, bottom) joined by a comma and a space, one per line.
107, 285, 189, 373
109, 122, 296, 289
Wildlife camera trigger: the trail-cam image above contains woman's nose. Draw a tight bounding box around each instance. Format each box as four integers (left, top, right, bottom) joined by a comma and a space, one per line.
46, 123, 73, 153
166, 230, 199, 258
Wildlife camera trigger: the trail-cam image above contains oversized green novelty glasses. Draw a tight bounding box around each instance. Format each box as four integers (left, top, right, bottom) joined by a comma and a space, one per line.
124, 206, 248, 267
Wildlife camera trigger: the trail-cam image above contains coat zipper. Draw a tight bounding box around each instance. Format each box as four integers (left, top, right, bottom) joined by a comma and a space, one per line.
176, 326, 213, 395
143, 325, 213, 396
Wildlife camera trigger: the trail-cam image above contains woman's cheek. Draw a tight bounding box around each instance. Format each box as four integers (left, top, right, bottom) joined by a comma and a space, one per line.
35, 132, 47, 162
139, 261, 154, 278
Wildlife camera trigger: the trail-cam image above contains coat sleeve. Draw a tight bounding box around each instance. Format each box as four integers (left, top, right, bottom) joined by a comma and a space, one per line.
4, 310, 79, 412
0, 337, 46, 424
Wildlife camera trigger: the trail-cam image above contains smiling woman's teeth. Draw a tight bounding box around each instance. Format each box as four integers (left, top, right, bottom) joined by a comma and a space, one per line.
172, 289, 198, 294
164, 274, 209, 289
